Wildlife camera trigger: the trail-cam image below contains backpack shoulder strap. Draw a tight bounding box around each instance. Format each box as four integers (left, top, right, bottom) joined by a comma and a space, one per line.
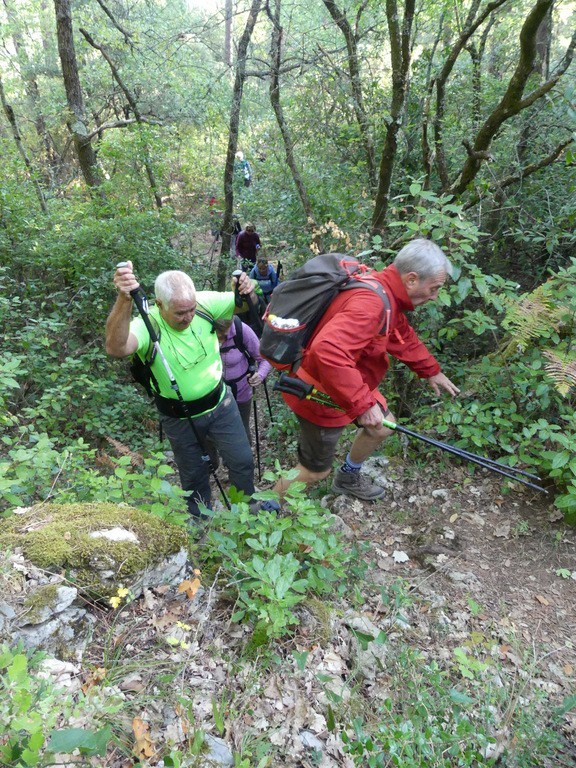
141, 316, 161, 363
195, 305, 216, 332
131, 316, 161, 396
342, 277, 391, 336
231, 315, 256, 366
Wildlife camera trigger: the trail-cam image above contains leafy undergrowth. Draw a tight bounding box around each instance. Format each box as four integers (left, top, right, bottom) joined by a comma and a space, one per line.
2, 462, 575, 768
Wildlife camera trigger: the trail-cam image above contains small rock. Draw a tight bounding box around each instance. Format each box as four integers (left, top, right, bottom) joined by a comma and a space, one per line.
300, 729, 324, 751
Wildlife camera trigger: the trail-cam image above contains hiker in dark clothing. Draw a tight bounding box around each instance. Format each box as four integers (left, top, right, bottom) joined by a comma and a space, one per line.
235, 222, 261, 270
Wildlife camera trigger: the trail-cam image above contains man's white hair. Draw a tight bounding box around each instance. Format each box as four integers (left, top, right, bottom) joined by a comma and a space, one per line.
155, 271, 196, 305
393, 238, 453, 279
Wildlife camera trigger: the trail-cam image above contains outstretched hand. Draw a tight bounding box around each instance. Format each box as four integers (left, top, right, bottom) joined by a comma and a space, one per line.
427, 372, 460, 397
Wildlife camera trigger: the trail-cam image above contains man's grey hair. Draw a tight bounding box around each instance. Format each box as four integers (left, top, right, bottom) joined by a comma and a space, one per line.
393, 238, 453, 279
155, 271, 196, 305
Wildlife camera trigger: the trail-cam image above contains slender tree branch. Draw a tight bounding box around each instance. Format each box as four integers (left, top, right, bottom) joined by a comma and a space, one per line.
449, 1, 574, 196
94, 0, 133, 46
463, 137, 575, 210
84, 117, 162, 141
79, 27, 163, 209
0, 76, 48, 213
433, 0, 510, 187
322, 0, 376, 189
269, 0, 318, 237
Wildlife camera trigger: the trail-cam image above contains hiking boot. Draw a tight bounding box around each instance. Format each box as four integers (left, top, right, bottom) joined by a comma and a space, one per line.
331, 469, 385, 501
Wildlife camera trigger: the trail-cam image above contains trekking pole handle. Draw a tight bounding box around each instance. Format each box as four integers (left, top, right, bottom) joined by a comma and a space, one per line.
232, 269, 264, 335
116, 262, 160, 346
231, 269, 245, 307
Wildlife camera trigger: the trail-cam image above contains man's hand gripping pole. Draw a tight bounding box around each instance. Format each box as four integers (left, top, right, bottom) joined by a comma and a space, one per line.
273, 374, 547, 494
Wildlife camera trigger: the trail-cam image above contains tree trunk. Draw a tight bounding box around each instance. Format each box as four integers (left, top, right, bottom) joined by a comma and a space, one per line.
322, 0, 376, 191
371, 0, 415, 236
0, 77, 48, 214
218, 0, 262, 289
269, 0, 317, 232
53, 0, 101, 187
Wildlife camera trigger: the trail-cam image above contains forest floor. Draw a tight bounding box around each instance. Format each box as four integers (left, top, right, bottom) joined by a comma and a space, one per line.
77, 231, 576, 768
85, 444, 576, 768
83, 228, 576, 765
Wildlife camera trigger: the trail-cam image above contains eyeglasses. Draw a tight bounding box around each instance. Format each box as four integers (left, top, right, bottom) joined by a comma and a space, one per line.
160, 321, 208, 370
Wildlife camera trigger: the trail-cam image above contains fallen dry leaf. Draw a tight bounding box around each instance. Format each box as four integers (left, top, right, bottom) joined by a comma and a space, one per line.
535, 594, 550, 606
178, 577, 202, 600
493, 522, 511, 538
132, 716, 155, 760
81, 667, 106, 693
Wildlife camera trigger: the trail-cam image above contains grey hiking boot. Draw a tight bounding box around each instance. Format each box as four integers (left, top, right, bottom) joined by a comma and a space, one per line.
331, 468, 385, 501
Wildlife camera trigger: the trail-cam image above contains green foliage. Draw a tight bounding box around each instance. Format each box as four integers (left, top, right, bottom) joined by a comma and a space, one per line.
340, 638, 571, 768
0, 423, 188, 523
0, 644, 117, 767
205, 481, 351, 641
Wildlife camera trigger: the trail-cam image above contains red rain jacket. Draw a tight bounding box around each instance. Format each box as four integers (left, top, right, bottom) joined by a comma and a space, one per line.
283, 264, 441, 426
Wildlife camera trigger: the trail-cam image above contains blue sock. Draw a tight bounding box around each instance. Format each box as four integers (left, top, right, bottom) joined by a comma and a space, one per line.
341, 454, 363, 473
260, 499, 281, 512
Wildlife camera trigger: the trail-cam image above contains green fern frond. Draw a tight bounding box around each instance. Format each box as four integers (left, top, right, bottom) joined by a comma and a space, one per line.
498, 277, 574, 360
542, 350, 576, 397
500, 291, 564, 349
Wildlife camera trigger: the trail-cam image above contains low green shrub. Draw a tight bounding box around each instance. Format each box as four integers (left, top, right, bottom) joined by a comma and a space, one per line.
205, 478, 351, 641
0, 644, 118, 767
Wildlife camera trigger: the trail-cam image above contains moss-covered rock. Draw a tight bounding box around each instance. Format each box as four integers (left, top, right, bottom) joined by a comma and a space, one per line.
0, 502, 189, 600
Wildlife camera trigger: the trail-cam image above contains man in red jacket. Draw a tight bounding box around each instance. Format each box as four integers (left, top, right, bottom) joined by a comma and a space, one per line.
276, 238, 460, 500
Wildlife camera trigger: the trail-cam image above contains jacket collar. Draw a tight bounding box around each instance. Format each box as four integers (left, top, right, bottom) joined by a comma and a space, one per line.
380, 264, 414, 311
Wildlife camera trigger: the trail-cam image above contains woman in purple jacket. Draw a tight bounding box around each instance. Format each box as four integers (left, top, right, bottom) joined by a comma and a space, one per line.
215, 317, 272, 441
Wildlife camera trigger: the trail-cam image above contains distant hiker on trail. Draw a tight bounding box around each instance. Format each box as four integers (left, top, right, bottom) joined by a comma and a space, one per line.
105, 263, 261, 518
274, 238, 460, 502
215, 317, 272, 441
235, 151, 252, 187
235, 222, 261, 269
249, 257, 279, 304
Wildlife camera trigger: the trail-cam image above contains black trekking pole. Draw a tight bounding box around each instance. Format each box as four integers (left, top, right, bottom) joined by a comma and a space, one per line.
252, 396, 261, 481
117, 263, 231, 510
274, 373, 548, 494
262, 379, 274, 423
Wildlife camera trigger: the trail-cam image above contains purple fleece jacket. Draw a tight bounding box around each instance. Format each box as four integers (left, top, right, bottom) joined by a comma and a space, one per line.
220, 320, 272, 404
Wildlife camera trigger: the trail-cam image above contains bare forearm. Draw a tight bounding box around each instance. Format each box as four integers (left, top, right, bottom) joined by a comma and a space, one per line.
105, 293, 137, 357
